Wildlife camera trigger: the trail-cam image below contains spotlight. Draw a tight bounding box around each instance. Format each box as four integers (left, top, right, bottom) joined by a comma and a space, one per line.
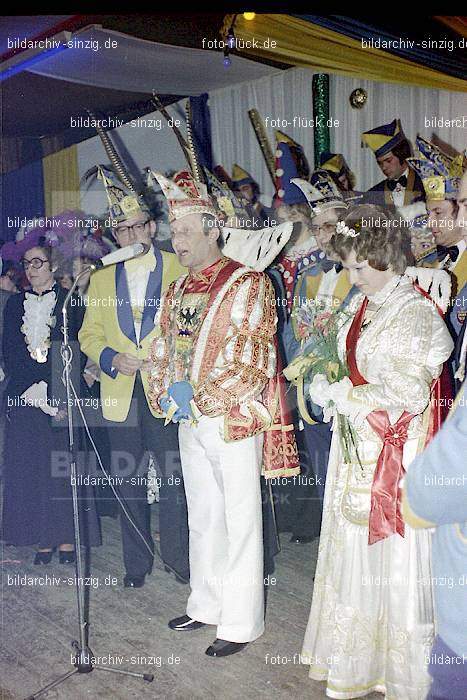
243, 12, 256, 20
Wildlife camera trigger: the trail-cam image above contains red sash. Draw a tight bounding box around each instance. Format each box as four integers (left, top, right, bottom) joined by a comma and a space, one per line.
346, 288, 451, 545
261, 337, 300, 478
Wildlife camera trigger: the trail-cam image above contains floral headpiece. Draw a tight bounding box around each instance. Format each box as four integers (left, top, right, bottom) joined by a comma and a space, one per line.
336, 220, 362, 238
0, 210, 111, 262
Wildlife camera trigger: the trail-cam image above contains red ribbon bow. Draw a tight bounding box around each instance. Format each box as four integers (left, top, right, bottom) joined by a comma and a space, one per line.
345, 291, 451, 545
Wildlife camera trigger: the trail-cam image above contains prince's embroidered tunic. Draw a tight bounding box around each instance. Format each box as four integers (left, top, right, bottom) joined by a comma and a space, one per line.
149, 256, 299, 477
149, 256, 298, 643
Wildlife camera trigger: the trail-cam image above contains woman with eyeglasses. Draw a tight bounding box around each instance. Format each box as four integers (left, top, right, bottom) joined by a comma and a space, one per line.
1, 232, 100, 564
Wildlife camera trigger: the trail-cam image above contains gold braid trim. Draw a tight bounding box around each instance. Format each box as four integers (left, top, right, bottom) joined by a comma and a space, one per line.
148, 283, 178, 411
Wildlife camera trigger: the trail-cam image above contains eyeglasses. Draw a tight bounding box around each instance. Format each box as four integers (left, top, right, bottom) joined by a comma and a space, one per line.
310, 222, 338, 235
115, 220, 150, 237
21, 257, 49, 270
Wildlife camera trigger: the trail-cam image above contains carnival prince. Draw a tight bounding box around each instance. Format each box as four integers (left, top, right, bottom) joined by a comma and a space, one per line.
148, 170, 299, 658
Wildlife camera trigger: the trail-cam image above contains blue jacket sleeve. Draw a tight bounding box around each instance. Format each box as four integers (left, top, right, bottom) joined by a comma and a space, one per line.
405, 385, 467, 526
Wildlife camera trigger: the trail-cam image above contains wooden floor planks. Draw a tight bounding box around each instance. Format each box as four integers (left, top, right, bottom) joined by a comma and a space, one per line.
1, 509, 382, 700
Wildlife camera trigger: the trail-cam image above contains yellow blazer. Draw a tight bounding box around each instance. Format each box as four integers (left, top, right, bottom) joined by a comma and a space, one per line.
79, 245, 185, 421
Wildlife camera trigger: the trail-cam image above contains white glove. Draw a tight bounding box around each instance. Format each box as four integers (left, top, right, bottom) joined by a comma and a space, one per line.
20, 381, 58, 416
308, 374, 338, 424
327, 376, 354, 404
331, 380, 370, 428
308, 374, 332, 407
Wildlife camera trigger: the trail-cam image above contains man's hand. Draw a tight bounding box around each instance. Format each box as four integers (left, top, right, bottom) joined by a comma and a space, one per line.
112, 353, 143, 376
140, 357, 153, 373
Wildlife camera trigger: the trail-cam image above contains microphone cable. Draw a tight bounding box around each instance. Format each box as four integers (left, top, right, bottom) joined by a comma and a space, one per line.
60, 342, 189, 584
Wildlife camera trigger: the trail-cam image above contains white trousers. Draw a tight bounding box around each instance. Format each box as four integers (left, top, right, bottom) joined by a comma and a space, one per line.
178, 415, 264, 643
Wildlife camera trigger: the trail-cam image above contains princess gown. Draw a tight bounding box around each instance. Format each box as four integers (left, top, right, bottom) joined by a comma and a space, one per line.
301, 275, 454, 699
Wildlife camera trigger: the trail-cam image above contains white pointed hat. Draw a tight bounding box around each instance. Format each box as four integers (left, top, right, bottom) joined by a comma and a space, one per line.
149, 170, 218, 223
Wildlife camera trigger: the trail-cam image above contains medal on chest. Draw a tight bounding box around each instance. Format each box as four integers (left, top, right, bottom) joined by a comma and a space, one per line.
174, 292, 209, 375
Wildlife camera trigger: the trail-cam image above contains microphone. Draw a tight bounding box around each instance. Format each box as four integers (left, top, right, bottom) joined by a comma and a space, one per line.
91, 242, 150, 270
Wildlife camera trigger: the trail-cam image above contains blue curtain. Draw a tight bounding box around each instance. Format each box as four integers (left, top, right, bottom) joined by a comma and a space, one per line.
1, 149, 45, 244
189, 93, 213, 172
294, 15, 466, 80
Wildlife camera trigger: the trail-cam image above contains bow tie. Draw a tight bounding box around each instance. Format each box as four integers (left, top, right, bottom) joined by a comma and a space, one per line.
387, 175, 408, 191
26, 285, 57, 298
437, 244, 459, 262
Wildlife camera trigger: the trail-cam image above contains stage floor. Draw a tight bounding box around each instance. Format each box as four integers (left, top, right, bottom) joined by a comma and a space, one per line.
1, 508, 382, 699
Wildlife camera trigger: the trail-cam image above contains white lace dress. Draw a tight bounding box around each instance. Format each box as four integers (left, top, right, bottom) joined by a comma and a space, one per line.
301, 275, 454, 699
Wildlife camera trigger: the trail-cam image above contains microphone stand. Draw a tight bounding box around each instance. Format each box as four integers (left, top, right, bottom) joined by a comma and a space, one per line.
26, 268, 154, 699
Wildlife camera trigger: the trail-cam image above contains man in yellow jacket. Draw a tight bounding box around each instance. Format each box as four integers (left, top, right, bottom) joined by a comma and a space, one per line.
79, 171, 187, 588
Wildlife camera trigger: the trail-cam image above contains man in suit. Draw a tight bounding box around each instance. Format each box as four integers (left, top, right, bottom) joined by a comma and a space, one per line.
79, 169, 188, 588
362, 119, 424, 207
408, 137, 467, 392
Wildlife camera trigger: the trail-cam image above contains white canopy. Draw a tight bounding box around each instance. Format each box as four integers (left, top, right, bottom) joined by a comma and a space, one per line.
27, 25, 281, 95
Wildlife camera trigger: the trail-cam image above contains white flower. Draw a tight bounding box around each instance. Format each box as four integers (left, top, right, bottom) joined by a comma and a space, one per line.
336, 220, 358, 237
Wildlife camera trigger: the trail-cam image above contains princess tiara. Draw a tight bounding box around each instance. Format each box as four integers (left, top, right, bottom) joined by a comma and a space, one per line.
336, 220, 360, 237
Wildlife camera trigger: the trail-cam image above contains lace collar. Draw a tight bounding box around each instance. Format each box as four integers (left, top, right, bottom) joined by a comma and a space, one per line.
21, 286, 58, 362
25, 283, 57, 297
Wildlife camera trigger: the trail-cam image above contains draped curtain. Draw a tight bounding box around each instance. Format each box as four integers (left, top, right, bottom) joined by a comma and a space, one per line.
1, 146, 44, 243
294, 15, 466, 81
42, 144, 80, 215
223, 14, 467, 93
209, 67, 467, 200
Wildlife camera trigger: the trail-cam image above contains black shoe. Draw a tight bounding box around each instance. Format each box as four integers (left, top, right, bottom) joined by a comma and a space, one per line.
290, 534, 314, 544
205, 639, 248, 657
59, 550, 75, 564
168, 615, 206, 631
124, 574, 145, 588
164, 565, 189, 585
34, 550, 53, 565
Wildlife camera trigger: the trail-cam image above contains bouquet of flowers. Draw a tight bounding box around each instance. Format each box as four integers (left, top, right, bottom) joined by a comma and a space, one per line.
284, 298, 361, 466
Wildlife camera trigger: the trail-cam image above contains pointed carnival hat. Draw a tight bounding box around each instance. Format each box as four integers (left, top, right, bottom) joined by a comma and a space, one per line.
149, 170, 218, 223
398, 200, 436, 263
406, 136, 466, 201
273, 130, 310, 206
97, 165, 149, 222
203, 167, 252, 220
319, 152, 349, 177
291, 169, 348, 216
150, 169, 294, 271
231, 164, 257, 188
361, 118, 407, 158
